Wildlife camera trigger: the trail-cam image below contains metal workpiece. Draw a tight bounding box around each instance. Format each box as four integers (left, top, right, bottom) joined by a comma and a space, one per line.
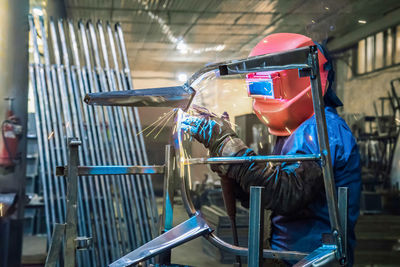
248, 187, 265, 267
293, 245, 337, 267
184, 154, 321, 165
56, 165, 165, 176
338, 187, 348, 263
45, 223, 66, 267
109, 213, 212, 267
64, 138, 80, 267
308, 46, 345, 261
84, 85, 196, 111
161, 145, 175, 233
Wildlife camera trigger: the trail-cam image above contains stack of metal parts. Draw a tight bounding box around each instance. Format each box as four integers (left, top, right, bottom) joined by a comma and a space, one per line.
28, 15, 158, 266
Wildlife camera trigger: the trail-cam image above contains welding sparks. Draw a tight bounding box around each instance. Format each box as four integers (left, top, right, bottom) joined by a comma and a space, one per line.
48, 131, 54, 140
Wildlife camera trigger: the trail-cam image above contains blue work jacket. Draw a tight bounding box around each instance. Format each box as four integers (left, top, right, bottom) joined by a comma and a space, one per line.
270, 106, 361, 265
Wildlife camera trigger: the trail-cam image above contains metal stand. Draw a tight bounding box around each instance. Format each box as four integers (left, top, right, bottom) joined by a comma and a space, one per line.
44, 139, 91, 267
46, 141, 174, 267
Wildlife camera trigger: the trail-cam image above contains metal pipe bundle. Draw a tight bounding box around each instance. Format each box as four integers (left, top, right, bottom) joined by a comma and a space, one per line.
28, 15, 157, 266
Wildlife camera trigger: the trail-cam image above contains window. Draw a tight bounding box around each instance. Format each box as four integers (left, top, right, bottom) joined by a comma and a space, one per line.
355, 25, 400, 75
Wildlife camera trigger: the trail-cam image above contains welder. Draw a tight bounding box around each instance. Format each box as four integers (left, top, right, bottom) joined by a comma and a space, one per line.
181, 33, 361, 265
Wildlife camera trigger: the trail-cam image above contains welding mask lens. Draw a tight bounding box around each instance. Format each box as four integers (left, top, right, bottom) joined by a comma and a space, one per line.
247, 79, 274, 98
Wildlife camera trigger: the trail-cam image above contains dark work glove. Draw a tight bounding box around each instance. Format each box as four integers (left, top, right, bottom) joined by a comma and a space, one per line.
180, 110, 238, 156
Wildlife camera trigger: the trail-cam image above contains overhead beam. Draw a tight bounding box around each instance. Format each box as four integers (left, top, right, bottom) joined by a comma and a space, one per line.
328, 7, 400, 52
66, 5, 279, 15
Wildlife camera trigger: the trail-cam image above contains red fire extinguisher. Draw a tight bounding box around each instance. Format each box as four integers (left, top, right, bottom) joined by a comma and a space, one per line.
0, 98, 22, 167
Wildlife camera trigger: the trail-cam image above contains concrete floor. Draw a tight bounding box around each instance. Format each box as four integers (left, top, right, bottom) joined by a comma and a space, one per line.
169, 201, 231, 267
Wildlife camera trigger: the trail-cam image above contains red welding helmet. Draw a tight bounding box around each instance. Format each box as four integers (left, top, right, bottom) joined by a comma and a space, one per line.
246, 33, 329, 136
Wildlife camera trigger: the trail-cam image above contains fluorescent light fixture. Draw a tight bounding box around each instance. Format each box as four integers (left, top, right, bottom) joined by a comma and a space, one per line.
32, 7, 43, 16
358, 19, 367, 24
177, 73, 187, 82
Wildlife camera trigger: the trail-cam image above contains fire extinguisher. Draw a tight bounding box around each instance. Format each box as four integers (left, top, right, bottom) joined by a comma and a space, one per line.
0, 98, 22, 167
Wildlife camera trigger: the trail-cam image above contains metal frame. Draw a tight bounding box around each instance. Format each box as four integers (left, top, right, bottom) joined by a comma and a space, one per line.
109, 45, 349, 266
55, 45, 349, 266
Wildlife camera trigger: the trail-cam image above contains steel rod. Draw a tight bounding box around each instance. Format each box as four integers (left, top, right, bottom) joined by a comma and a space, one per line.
28, 64, 51, 241
99, 21, 157, 245
184, 154, 321, 165
88, 20, 144, 258
308, 46, 344, 262
248, 186, 265, 267
38, 17, 67, 225
115, 22, 158, 230
56, 165, 165, 176
106, 23, 152, 249
29, 16, 57, 234
79, 20, 112, 264
50, 19, 89, 266
64, 138, 81, 267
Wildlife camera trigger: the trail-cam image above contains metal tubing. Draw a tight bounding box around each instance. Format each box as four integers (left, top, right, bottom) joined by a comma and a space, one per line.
112, 22, 158, 240
28, 64, 51, 241
88, 20, 146, 256
115, 23, 158, 228
161, 145, 174, 233
106, 24, 141, 250
64, 138, 81, 267
61, 19, 102, 266
38, 16, 67, 224
106, 22, 151, 249
206, 233, 307, 261
84, 86, 196, 110
79, 20, 113, 264
248, 187, 265, 267
45, 223, 66, 267
50, 19, 88, 266
97, 21, 152, 250
29, 16, 58, 233
338, 187, 348, 262
184, 154, 320, 165
100, 21, 157, 244
56, 165, 165, 176
308, 46, 344, 261
292, 245, 336, 267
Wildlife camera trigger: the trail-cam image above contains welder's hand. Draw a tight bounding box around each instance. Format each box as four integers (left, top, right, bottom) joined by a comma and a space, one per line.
180, 111, 238, 156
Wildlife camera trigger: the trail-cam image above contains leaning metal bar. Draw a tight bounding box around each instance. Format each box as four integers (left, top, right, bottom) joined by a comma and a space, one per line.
115, 23, 159, 232
338, 187, 348, 261
308, 46, 345, 263
44, 223, 66, 267
64, 138, 81, 267
184, 154, 320, 165
248, 187, 265, 267
56, 165, 165, 176
58, 19, 92, 266
105, 22, 144, 250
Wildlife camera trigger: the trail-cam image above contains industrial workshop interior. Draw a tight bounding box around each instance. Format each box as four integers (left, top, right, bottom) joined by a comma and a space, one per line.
3, 0, 400, 266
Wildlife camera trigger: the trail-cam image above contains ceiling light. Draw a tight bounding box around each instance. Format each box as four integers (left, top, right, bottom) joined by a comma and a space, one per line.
32, 7, 43, 16
324, 6, 329, 10
358, 19, 367, 24
177, 73, 187, 82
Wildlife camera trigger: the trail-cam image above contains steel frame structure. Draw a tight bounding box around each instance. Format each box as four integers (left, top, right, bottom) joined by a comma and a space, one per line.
56, 45, 350, 266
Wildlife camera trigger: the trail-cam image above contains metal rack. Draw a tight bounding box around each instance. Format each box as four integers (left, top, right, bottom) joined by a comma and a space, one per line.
54, 45, 349, 266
